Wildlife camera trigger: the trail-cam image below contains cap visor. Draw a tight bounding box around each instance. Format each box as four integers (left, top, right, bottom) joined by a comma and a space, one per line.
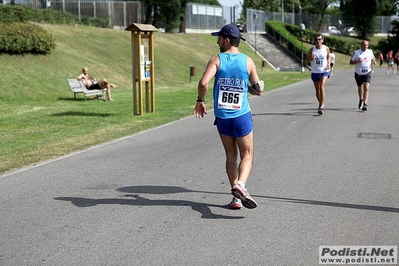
211, 32, 219, 36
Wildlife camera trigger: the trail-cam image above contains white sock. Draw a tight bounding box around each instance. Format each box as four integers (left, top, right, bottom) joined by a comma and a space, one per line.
237, 181, 246, 188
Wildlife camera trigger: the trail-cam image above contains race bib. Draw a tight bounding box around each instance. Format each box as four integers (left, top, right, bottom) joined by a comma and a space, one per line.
315, 57, 324, 66
217, 84, 244, 110
360, 66, 369, 74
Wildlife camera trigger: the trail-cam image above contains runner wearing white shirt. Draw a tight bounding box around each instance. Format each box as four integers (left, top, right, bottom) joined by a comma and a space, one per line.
349, 40, 376, 111
329, 50, 335, 76
305, 34, 331, 115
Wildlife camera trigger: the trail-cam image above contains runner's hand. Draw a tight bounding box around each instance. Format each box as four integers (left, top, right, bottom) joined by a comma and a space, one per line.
193, 102, 207, 119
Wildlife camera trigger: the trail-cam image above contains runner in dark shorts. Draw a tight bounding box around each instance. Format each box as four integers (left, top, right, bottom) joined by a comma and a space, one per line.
354, 72, 371, 87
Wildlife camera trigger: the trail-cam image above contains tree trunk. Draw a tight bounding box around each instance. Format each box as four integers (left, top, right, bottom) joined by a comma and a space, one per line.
144, 0, 152, 24
179, 0, 187, 33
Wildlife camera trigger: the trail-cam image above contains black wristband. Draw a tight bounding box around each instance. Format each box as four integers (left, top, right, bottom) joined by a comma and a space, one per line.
196, 98, 204, 103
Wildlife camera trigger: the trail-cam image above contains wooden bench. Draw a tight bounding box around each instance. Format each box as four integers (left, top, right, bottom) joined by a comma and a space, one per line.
66, 79, 106, 101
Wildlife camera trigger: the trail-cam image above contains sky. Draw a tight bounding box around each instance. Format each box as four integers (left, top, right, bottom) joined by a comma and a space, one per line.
218, 0, 243, 22
218, 0, 242, 8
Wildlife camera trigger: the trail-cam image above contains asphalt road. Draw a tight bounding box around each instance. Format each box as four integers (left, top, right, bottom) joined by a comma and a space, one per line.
1, 65, 398, 266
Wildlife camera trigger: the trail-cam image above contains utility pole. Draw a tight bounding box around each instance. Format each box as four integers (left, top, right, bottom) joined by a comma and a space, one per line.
253, 13, 258, 54
300, 23, 306, 73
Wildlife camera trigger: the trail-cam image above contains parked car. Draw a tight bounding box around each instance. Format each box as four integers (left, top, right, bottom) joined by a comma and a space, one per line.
328, 26, 341, 35
342, 26, 357, 36
236, 23, 245, 32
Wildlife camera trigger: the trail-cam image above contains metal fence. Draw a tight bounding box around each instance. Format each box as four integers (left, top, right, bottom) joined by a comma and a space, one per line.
183, 4, 396, 35
246, 8, 267, 34
3, 0, 396, 34
3, 0, 141, 28
246, 8, 395, 35
185, 2, 239, 32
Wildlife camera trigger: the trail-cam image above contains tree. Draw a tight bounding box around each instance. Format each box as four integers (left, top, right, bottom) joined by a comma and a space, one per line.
141, 0, 221, 33
160, 0, 181, 33
241, 0, 338, 31
377, 19, 399, 53
141, 0, 180, 33
179, 0, 188, 33
142, 0, 152, 24
304, 0, 328, 31
344, 0, 377, 39
375, 0, 398, 16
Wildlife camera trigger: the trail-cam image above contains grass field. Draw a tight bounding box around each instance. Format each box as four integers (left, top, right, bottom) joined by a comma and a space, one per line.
0, 24, 356, 175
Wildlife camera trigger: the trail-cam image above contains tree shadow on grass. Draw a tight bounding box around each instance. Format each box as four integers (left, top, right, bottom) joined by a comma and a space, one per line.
51, 111, 113, 117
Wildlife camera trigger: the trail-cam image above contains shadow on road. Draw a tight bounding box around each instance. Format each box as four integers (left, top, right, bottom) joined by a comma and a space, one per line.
55, 185, 245, 220
55, 185, 399, 221
265, 195, 399, 213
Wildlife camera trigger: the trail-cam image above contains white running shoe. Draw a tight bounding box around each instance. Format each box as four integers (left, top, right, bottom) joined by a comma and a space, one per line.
229, 197, 242, 210
231, 183, 258, 209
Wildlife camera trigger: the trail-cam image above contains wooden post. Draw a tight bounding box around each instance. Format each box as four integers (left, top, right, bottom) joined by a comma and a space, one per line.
149, 31, 155, 112
125, 23, 158, 115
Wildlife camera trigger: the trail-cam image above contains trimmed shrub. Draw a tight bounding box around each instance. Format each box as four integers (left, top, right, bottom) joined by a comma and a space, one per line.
286, 24, 358, 55
0, 22, 56, 54
80, 16, 110, 28
0, 5, 109, 27
0, 5, 109, 54
0, 5, 29, 23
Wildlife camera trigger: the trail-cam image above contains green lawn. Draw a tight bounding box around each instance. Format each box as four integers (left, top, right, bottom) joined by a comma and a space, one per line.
0, 24, 355, 175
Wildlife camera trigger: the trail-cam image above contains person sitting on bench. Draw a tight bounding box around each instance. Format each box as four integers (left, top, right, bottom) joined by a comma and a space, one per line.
76, 67, 117, 101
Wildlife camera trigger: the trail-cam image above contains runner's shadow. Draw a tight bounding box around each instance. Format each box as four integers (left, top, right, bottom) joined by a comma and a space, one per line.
55, 185, 244, 220
262, 195, 399, 213
253, 110, 316, 116
118, 186, 399, 214
118, 185, 196, 194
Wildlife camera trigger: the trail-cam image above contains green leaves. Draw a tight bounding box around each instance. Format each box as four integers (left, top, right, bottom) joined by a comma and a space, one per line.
0, 22, 55, 54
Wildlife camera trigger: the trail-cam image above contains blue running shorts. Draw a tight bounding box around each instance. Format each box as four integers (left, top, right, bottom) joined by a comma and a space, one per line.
311, 72, 329, 82
214, 112, 253, 138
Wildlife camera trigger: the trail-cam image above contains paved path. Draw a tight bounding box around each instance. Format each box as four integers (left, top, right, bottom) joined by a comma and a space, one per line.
1, 66, 399, 265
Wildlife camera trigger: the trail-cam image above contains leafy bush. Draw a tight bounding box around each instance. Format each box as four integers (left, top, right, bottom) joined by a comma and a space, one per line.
0, 5, 110, 54
0, 5, 29, 23
0, 5, 78, 24
0, 5, 109, 27
268, 20, 362, 55
0, 22, 55, 54
80, 16, 110, 28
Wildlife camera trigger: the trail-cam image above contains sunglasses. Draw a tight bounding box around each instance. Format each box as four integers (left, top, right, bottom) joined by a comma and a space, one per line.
315, 38, 323, 41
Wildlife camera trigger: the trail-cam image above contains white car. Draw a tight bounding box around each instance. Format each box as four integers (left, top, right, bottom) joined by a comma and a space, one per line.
328, 26, 341, 35
342, 26, 357, 36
